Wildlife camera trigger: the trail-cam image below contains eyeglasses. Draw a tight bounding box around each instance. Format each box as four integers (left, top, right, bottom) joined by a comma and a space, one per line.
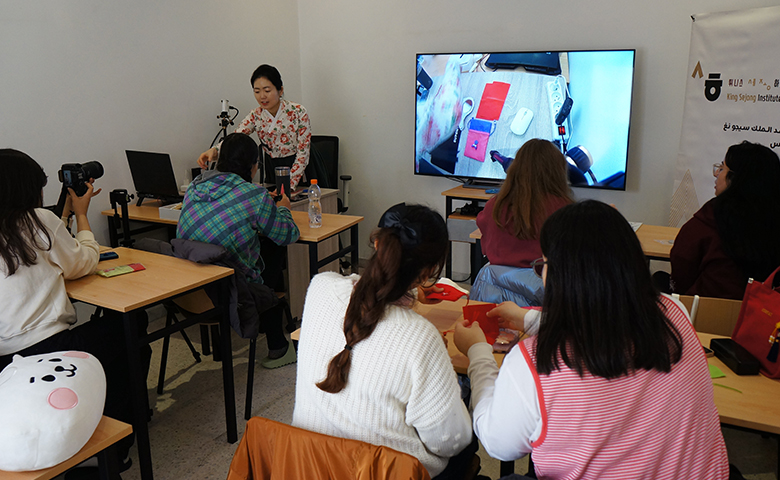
712, 163, 723, 177
531, 258, 547, 278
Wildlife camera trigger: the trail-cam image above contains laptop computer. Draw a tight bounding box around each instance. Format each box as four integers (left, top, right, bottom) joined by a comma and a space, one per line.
125, 150, 184, 206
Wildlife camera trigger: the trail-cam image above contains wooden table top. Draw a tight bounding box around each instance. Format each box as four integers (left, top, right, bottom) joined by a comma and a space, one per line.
1, 416, 132, 480
441, 186, 495, 201
65, 247, 233, 312
414, 298, 508, 374
289, 211, 364, 243
634, 224, 678, 260
699, 332, 780, 435
100, 199, 363, 245
469, 223, 680, 260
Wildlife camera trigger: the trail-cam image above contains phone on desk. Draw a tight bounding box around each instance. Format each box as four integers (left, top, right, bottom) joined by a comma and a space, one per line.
703, 346, 714, 357
99, 251, 119, 261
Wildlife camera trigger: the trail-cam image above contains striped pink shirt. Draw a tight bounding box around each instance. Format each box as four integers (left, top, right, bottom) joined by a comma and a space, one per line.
521, 296, 729, 480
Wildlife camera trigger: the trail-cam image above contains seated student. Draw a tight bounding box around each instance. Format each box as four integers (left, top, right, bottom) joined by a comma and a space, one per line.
663, 141, 780, 300
472, 139, 573, 306
0, 149, 149, 475
455, 200, 731, 480
177, 132, 300, 368
293, 203, 476, 480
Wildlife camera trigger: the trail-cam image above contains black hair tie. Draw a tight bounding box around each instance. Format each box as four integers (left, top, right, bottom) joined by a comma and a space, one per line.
378, 203, 422, 248
344, 344, 353, 351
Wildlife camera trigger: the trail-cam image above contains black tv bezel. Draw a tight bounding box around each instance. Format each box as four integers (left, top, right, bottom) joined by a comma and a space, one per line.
414, 48, 637, 191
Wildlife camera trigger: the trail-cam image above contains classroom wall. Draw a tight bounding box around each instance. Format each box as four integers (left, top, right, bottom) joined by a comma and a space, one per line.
296, 0, 779, 274
0, 0, 301, 245
3, 0, 778, 273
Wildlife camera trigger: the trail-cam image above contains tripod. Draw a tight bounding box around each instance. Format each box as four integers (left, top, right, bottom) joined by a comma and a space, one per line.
207, 102, 239, 170
110, 189, 135, 247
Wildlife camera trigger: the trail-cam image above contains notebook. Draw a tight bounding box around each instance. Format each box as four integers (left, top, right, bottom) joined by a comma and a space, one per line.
125, 150, 184, 206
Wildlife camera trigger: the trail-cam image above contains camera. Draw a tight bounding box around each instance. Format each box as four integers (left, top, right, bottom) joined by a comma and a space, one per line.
58, 161, 104, 196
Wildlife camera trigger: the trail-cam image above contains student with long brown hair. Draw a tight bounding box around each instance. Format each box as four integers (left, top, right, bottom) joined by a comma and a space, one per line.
293, 203, 475, 480
472, 138, 573, 305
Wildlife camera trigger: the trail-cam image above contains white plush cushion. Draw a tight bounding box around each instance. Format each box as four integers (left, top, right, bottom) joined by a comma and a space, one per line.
0, 351, 106, 471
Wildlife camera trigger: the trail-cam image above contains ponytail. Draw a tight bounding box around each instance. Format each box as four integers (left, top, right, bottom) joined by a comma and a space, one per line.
316, 203, 448, 394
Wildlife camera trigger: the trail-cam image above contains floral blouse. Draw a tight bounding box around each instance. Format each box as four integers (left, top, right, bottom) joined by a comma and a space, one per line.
232, 99, 311, 189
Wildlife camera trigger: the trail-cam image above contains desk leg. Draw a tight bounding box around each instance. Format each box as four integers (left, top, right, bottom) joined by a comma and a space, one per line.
445, 197, 453, 279
308, 243, 319, 279
97, 441, 121, 480
107, 216, 119, 249
470, 238, 483, 285
217, 279, 238, 443
351, 225, 359, 275
122, 310, 153, 480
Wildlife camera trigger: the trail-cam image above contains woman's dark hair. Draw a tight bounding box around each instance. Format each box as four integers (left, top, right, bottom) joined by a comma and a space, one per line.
536, 200, 683, 379
713, 141, 780, 282
216, 133, 258, 182
0, 149, 52, 276
317, 204, 449, 393
492, 138, 573, 239
250, 64, 283, 90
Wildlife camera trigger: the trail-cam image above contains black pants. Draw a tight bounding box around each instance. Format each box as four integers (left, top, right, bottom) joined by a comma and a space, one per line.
258, 237, 289, 351
0, 309, 152, 460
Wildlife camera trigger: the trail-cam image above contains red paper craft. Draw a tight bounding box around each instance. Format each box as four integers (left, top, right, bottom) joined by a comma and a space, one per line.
464, 129, 489, 162
426, 279, 469, 301
476, 82, 511, 121
463, 303, 499, 344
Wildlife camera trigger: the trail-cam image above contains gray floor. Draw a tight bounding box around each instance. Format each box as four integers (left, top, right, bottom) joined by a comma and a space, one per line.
106, 304, 776, 480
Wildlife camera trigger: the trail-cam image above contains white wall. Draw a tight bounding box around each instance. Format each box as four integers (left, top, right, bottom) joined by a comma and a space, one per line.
0, 0, 301, 245
296, 0, 779, 273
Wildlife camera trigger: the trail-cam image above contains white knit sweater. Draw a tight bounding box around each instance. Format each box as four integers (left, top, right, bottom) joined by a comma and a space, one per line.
293, 272, 472, 477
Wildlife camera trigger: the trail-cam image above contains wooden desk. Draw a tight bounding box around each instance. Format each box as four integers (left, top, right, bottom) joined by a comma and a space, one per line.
634, 224, 678, 261
100, 190, 354, 320
1, 416, 132, 480
467, 223, 681, 277
289, 211, 363, 278
66, 248, 235, 480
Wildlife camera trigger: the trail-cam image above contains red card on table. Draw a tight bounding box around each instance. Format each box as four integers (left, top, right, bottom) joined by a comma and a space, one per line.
425, 278, 469, 301
476, 82, 511, 121
463, 303, 499, 344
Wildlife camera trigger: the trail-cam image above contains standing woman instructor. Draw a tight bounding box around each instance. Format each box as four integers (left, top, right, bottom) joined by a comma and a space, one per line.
199, 64, 312, 191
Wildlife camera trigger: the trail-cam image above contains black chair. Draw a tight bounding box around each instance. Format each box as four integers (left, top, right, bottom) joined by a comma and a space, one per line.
307, 135, 351, 214
305, 135, 353, 273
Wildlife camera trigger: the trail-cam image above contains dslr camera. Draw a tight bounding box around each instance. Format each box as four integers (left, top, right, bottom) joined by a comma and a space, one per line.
58, 161, 104, 196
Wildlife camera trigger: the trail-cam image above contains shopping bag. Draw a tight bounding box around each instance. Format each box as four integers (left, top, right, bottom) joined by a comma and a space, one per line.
731, 265, 780, 378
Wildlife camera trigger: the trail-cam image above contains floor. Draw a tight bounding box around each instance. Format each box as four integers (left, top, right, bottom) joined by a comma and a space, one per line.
64, 298, 777, 480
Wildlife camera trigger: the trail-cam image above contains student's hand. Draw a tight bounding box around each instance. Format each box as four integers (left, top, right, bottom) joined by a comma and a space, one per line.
197, 148, 218, 170
487, 301, 529, 332
68, 182, 95, 216
417, 284, 444, 304
275, 185, 291, 209
454, 319, 487, 355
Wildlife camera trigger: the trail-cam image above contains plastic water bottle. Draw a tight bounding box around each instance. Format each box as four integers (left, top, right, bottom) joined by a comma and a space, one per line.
308, 179, 322, 228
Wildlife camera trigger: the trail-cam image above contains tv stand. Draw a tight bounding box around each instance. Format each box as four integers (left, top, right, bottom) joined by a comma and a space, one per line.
461, 179, 501, 190
441, 186, 496, 283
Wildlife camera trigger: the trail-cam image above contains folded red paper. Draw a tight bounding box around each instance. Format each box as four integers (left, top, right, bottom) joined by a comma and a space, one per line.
425, 278, 469, 301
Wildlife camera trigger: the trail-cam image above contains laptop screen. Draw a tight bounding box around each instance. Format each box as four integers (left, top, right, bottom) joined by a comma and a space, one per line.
125, 150, 182, 200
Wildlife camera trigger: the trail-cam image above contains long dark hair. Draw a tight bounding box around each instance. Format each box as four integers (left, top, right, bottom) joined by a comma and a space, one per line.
0, 149, 52, 276
317, 204, 449, 393
535, 200, 683, 379
492, 139, 573, 239
217, 133, 258, 183
713, 141, 780, 282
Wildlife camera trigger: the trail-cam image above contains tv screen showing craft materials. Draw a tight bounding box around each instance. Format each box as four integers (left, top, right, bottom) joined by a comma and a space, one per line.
415, 50, 636, 190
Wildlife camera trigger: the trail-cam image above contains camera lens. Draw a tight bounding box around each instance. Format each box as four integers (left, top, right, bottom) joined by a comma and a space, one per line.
81, 161, 104, 180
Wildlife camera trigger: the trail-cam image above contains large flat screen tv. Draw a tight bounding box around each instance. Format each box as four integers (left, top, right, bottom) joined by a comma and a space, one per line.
415, 50, 636, 190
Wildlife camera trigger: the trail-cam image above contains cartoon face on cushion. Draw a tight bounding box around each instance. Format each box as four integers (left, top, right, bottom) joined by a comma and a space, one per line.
0, 351, 106, 472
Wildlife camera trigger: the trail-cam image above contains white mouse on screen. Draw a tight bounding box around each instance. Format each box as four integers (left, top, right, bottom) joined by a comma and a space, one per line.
510, 107, 534, 135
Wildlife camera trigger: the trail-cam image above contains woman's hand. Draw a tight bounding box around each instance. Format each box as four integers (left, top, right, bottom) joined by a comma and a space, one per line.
454, 319, 487, 355
417, 284, 444, 304
197, 148, 218, 170
487, 301, 530, 333
68, 182, 99, 216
